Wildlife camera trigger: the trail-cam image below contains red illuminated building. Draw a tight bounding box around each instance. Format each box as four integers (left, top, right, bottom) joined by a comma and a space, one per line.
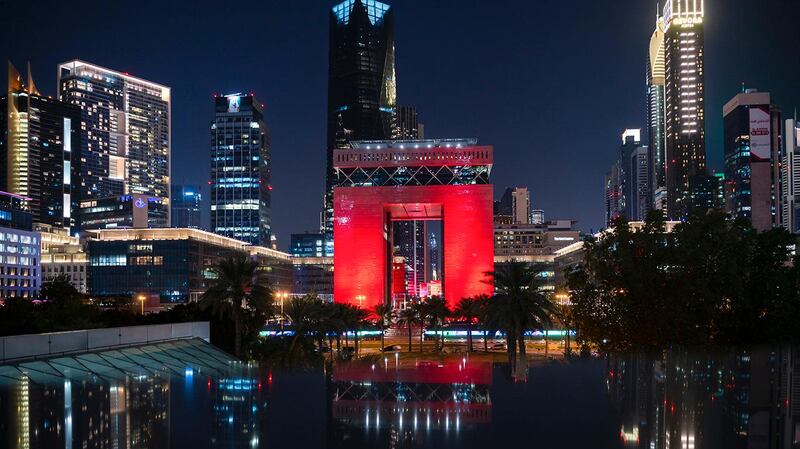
333, 139, 494, 309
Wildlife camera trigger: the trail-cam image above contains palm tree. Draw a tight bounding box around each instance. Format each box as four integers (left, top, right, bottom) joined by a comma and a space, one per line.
454, 296, 482, 352
424, 296, 450, 351
342, 304, 370, 355
477, 294, 492, 352
397, 306, 419, 352
372, 303, 395, 352
200, 256, 273, 358
283, 294, 323, 356
410, 301, 427, 351
485, 262, 558, 364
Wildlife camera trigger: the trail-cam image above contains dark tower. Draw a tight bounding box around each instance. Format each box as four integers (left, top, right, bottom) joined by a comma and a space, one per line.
324, 0, 397, 234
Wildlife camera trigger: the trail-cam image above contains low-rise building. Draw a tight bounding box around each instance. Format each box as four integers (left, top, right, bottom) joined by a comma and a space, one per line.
0, 191, 41, 299
291, 256, 333, 302
38, 224, 89, 293
79, 194, 168, 231
86, 228, 291, 309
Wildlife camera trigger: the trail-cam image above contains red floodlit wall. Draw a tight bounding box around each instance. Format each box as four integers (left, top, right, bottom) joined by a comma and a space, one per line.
333, 184, 494, 309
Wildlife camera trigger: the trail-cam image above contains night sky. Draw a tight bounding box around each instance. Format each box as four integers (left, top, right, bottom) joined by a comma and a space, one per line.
2, 0, 799, 248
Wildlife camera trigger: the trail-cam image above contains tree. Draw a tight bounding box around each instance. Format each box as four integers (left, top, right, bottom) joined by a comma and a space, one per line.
397, 306, 420, 352
486, 262, 558, 363
200, 256, 273, 358
372, 303, 395, 351
423, 296, 450, 351
409, 301, 427, 351
568, 210, 800, 351
454, 296, 483, 352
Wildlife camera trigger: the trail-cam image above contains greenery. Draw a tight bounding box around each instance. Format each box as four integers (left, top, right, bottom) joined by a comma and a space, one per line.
567, 210, 800, 352
200, 256, 274, 358
485, 262, 559, 364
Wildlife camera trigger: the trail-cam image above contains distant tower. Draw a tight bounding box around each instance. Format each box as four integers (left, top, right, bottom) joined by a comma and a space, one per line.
398, 106, 424, 139
661, 0, 707, 220
647, 14, 667, 212
171, 184, 203, 229
210, 93, 271, 245
325, 0, 397, 234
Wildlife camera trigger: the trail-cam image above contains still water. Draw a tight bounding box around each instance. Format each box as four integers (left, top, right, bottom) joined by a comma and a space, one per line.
0, 340, 795, 448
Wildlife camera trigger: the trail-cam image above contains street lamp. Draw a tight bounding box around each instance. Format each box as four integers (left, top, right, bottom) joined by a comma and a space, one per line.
137, 294, 146, 315
275, 291, 289, 329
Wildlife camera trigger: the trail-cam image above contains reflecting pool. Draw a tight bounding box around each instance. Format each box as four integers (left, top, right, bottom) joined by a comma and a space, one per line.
0, 341, 796, 448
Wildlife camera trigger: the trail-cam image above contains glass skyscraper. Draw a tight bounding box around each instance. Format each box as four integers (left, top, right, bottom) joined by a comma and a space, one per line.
647, 16, 667, 212
210, 93, 271, 245
171, 184, 203, 229
57, 60, 171, 228
2, 62, 81, 229
324, 0, 397, 234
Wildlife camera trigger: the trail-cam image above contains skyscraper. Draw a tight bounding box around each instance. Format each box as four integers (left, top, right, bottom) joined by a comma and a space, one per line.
398, 106, 423, 140
325, 0, 397, 234
1, 62, 81, 229
782, 118, 800, 234
512, 187, 531, 225
58, 60, 171, 228
210, 93, 271, 245
723, 89, 781, 230
647, 15, 667, 211
661, 0, 706, 220
606, 130, 650, 224
171, 184, 203, 229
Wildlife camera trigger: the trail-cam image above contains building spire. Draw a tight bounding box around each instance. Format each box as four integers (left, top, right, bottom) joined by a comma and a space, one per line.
26, 61, 39, 96
7, 60, 24, 92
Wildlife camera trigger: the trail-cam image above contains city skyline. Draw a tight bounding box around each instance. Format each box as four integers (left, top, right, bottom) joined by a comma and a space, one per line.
2, 0, 799, 248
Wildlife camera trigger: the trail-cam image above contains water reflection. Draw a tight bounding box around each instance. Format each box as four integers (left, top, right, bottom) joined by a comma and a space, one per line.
328, 360, 492, 447
3, 344, 798, 448
609, 346, 799, 449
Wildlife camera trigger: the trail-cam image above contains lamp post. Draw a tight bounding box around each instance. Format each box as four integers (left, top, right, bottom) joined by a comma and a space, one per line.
137, 294, 146, 315
276, 292, 288, 330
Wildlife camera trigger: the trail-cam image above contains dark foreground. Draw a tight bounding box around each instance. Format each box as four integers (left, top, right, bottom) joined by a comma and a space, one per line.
0, 342, 795, 449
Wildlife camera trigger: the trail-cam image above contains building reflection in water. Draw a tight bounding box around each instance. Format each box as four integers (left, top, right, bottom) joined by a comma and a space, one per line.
0, 339, 235, 449
328, 359, 492, 447
209, 365, 267, 448
609, 346, 800, 449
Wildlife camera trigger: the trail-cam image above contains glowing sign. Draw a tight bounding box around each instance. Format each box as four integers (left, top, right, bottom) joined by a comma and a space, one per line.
134, 198, 146, 209
227, 96, 241, 113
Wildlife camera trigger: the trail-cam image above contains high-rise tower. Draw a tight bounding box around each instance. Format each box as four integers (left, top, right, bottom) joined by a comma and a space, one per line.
647, 15, 667, 211
324, 0, 397, 234
662, 0, 706, 220
210, 93, 271, 245
58, 60, 171, 228
1, 62, 81, 229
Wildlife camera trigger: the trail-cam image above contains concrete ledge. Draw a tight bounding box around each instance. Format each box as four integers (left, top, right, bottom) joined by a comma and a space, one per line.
0, 322, 211, 363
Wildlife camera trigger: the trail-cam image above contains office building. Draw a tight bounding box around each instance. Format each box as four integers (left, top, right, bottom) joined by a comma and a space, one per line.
324, 0, 397, 234
494, 187, 532, 225
57, 60, 171, 227
605, 163, 623, 227
291, 257, 334, 301
661, 0, 707, 220
0, 191, 41, 299
171, 184, 203, 229
723, 89, 781, 230
78, 194, 167, 230
392, 220, 428, 297
210, 93, 271, 246
87, 228, 290, 306
398, 106, 424, 140
38, 224, 88, 293
290, 232, 333, 258
606, 130, 650, 224
647, 16, 667, 211
783, 118, 800, 234
1, 62, 81, 229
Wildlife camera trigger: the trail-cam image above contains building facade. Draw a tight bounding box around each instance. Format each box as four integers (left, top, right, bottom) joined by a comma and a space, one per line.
79, 194, 167, 230
57, 60, 171, 228
783, 118, 800, 234
171, 184, 203, 229
723, 90, 781, 230
87, 228, 290, 306
333, 138, 493, 309
2, 62, 81, 229
606, 130, 650, 225
325, 0, 397, 234
647, 17, 667, 212
210, 94, 271, 246
290, 232, 333, 258
661, 0, 707, 220
398, 106, 423, 140
38, 224, 88, 293
0, 191, 41, 299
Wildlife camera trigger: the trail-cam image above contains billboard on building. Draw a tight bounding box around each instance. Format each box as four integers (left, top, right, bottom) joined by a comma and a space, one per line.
749, 106, 771, 161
